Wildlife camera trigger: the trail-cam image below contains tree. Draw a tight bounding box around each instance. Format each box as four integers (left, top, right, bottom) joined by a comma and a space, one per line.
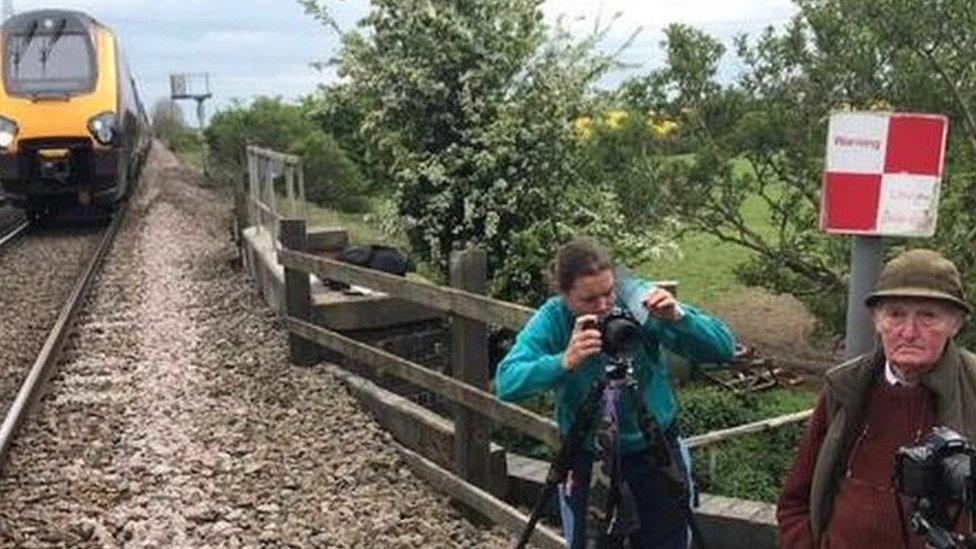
151, 98, 187, 145
628, 2, 976, 341
301, 0, 669, 305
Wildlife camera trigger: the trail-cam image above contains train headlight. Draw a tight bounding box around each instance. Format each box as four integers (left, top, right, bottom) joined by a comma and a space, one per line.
0, 116, 18, 150
87, 112, 118, 145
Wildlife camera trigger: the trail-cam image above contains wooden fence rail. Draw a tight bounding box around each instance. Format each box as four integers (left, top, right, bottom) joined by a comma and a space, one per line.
278, 248, 535, 331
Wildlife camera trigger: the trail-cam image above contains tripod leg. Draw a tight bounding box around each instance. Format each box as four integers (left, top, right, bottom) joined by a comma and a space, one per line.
621, 380, 707, 549
514, 378, 608, 549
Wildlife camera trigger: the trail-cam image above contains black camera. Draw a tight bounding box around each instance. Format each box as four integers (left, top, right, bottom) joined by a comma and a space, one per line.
895, 427, 975, 504
894, 427, 976, 548
589, 308, 643, 362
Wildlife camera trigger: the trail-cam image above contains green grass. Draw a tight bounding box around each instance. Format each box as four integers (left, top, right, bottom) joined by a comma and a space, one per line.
302, 199, 404, 247
173, 148, 204, 171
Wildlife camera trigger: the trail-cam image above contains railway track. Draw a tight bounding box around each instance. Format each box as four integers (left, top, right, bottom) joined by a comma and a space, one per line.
0, 209, 125, 469
0, 205, 28, 252
0, 218, 29, 251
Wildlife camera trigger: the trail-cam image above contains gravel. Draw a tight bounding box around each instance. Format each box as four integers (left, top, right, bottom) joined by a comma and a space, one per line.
0, 223, 101, 417
0, 143, 514, 548
0, 205, 25, 234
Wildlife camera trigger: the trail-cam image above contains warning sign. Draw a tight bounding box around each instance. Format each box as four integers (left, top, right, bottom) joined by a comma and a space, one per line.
820, 112, 948, 237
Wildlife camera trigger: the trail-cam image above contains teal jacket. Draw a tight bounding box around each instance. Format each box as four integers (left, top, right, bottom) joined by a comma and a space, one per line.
494, 284, 735, 453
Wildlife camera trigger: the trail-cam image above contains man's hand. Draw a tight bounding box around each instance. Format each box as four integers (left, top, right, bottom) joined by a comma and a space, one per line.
642, 287, 683, 322
563, 314, 602, 371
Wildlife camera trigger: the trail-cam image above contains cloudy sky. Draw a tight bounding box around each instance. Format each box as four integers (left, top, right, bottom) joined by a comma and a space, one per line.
10, 0, 798, 123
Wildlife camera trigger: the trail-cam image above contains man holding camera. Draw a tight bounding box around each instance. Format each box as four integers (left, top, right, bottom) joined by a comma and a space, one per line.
495, 238, 735, 549
778, 249, 976, 548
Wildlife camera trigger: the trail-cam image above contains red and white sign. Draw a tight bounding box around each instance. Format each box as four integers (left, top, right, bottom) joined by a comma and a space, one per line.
820, 111, 948, 237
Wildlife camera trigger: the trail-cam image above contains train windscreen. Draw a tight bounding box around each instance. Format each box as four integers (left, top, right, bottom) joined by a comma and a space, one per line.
4, 19, 96, 98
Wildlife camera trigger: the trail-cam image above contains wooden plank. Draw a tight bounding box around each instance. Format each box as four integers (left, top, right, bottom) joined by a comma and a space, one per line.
450, 249, 495, 494
306, 227, 348, 254
286, 317, 561, 447
685, 409, 813, 449
395, 444, 565, 549
279, 249, 534, 330
280, 220, 318, 366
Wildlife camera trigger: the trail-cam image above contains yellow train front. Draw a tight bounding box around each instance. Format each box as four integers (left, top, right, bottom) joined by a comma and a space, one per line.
0, 9, 149, 216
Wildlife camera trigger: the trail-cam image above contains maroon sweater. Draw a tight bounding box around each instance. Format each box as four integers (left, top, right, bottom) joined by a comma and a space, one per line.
778, 377, 938, 548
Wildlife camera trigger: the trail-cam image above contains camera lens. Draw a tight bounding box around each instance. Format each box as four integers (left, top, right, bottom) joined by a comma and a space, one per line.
941, 452, 972, 502
602, 313, 641, 357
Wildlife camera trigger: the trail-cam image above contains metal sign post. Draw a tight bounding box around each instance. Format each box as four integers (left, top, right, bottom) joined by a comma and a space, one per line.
821, 111, 949, 359
844, 236, 884, 358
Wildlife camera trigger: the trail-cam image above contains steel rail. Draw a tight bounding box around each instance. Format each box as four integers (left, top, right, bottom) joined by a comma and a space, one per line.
0, 219, 30, 252
0, 210, 125, 469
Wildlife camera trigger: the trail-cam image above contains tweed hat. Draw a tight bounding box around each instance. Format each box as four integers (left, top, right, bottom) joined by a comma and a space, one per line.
865, 249, 972, 314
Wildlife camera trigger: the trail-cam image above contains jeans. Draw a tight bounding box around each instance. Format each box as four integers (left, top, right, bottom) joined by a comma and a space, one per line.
557, 436, 694, 549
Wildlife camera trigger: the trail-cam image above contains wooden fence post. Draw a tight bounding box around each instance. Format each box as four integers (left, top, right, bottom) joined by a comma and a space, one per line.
280, 219, 318, 366
450, 249, 499, 495
233, 175, 247, 247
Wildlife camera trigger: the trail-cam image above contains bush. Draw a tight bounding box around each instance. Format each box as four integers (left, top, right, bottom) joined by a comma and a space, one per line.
170, 131, 203, 153
678, 384, 813, 502
290, 130, 370, 212
204, 97, 373, 213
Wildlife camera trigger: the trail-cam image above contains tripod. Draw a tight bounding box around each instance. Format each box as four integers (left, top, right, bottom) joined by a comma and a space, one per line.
515, 356, 705, 549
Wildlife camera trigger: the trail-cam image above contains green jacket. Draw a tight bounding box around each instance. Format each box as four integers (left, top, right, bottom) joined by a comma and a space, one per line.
494, 287, 735, 453
808, 341, 976, 542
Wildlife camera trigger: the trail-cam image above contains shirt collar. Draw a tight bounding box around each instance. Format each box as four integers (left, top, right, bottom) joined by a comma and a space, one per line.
884, 360, 921, 387
884, 360, 901, 386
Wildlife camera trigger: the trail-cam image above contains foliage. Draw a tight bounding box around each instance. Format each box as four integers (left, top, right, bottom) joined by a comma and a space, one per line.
170, 130, 203, 154
291, 130, 371, 212
300, 0, 673, 307
691, 423, 805, 502
573, 108, 684, 232
678, 384, 813, 502
304, 86, 390, 194
151, 98, 196, 150
622, 4, 976, 341
204, 97, 371, 212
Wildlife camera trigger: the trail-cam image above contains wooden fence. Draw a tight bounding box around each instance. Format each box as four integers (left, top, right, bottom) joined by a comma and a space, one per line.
269, 215, 813, 543
236, 146, 306, 250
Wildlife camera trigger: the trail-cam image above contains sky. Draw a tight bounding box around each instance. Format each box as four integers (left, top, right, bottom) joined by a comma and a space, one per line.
8, 0, 798, 125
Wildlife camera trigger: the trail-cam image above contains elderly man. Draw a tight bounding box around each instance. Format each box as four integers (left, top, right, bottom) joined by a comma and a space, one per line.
777, 249, 976, 548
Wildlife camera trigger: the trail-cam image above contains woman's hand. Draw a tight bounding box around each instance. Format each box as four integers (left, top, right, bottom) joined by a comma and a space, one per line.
562, 314, 602, 371
642, 287, 683, 322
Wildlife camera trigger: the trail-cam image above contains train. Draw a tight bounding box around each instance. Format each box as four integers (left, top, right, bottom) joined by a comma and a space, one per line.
0, 9, 150, 217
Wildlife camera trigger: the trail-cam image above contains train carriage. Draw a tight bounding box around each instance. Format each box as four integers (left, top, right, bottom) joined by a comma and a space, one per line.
0, 9, 149, 216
